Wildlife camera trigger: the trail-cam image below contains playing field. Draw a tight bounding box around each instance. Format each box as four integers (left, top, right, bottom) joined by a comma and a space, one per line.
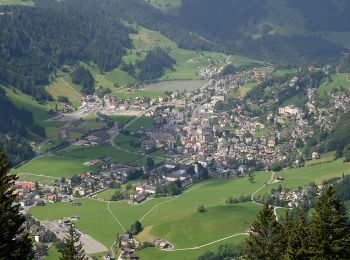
12, 156, 95, 177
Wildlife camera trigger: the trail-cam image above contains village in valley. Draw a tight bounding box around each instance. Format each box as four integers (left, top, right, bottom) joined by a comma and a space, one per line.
12, 52, 350, 259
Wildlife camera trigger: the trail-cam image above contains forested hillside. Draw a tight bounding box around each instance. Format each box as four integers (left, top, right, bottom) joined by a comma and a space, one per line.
0, 88, 36, 165
0, 3, 131, 100
173, 0, 346, 64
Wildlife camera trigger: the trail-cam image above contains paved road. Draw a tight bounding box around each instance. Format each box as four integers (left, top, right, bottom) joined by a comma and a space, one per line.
41, 220, 108, 254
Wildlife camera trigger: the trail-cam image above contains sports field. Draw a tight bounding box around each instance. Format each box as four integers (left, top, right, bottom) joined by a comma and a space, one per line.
12, 156, 95, 177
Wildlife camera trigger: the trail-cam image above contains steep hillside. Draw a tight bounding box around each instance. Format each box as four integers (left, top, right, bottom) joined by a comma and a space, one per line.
0, 88, 36, 165
0, 3, 131, 100
143, 0, 349, 64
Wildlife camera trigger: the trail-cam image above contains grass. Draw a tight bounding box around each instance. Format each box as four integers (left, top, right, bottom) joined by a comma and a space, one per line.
46, 245, 60, 260
111, 88, 163, 100
0, 0, 33, 5
126, 116, 154, 131
12, 156, 95, 177
305, 151, 336, 167
29, 159, 350, 259
257, 159, 350, 197
137, 236, 246, 260
77, 119, 106, 130
150, 203, 260, 248
124, 25, 261, 82
58, 145, 143, 165
45, 78, 81, 102
253, 127, 270, 138
239, 82, 258, 97
144, 80, 205, 92
317, 73, 350, 95
109, 115, 134, 125
17, 173, 59, 185
5, 88, 55, 126
94, 189, 118, 200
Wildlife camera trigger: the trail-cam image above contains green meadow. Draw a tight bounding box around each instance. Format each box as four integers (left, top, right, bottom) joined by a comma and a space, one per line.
29, 158, 350, 259
317, 73, 350, 95
126, 116, 154, 131
13, 156, 94, 177
256, 159, 350, 197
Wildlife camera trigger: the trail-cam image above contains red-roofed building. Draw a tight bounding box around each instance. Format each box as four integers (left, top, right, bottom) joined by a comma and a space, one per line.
17, 182, 35, 189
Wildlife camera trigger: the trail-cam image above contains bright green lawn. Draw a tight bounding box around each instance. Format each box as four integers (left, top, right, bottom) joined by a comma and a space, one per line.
126, 116, 154, 131
57, 145, 143, 165
13, 156, 93, 177
95, 189, 118, 200
151, 203, 260, 248
45, 246, 60, 260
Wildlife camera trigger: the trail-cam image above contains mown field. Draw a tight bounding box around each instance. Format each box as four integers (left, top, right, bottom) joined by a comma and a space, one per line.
13, 156, 96, 177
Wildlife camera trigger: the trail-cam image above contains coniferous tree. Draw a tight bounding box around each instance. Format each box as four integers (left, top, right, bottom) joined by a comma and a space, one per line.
245, 203, 280, 259
308, 186, 350, 258
0, 150, 34, 259
276, 209, 309, 259
59, 224, 87, 260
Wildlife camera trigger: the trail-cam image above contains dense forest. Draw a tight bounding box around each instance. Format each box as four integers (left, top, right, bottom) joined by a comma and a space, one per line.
71, 67, 95, 95
0, 2, 131, 100
137, 48, 176, 81
326, 111, 350, 155
174, 0, 345, 64
0, 88, 36, 165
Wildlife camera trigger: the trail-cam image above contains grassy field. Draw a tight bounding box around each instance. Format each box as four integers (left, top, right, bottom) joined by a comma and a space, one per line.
109, 115, 134, 125
94, 189, 118, 200
317, 73, 350, 95
137, 236, 246, 260
257, 159, 350, 197
126, 116, 154, 131
239, 82, 258, 97
57, 144, 145, 166
12, 156, 94, 177
111, 87, 163, 100
29, 158, 350, 259
0, 0, 33, 5
45, 246, 60, 260
77, 118, 106, 130
17, 173, 59, 185
305, 151, 336, 167
45, 78, 81, 102
144, 80, 205, 92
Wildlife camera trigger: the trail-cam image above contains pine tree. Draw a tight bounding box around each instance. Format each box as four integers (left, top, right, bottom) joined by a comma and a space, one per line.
245, 203, 280, 259
59, 224, 87, 260
308, 186, 350, 258
0, 150, 34, 259
276, 209, 309, 259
